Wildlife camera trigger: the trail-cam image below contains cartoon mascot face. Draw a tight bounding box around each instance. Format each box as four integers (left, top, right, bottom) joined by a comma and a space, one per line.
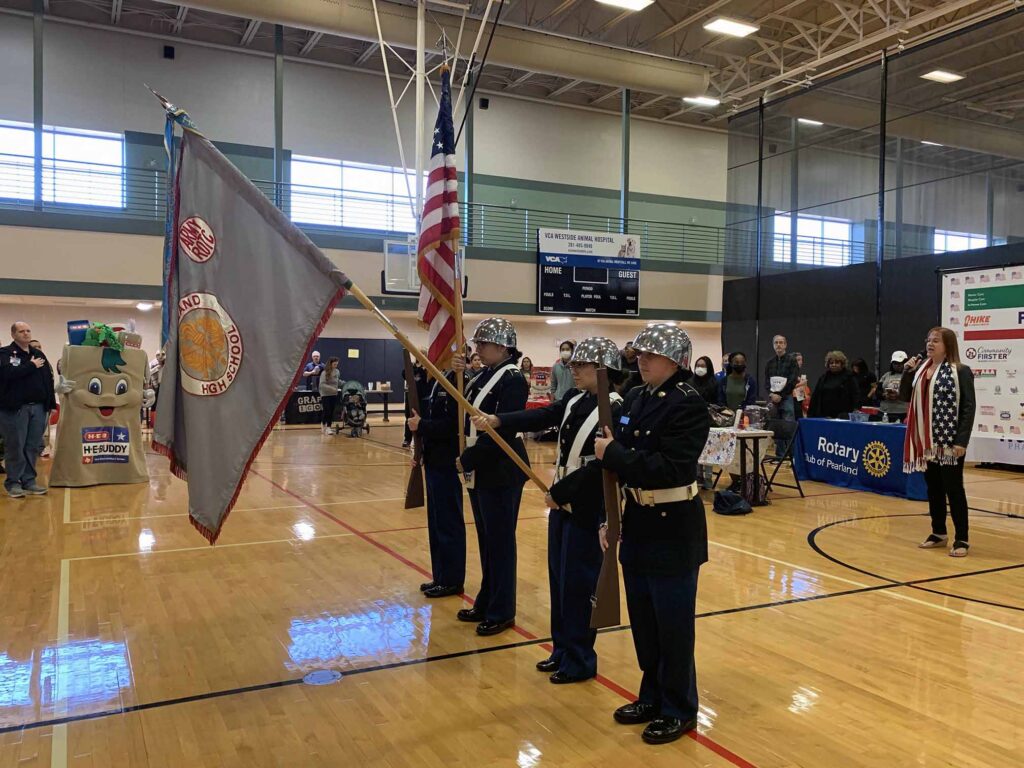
50, 345, 150, 487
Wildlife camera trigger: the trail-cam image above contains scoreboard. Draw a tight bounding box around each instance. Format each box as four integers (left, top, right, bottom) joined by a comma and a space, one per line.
536, 228, 641, 317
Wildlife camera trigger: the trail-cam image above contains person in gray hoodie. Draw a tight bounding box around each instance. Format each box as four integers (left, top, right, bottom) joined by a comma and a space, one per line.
319, 357, 341, 434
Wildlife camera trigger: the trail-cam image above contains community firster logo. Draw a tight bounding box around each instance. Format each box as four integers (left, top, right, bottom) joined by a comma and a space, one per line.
862, 441, 891, 478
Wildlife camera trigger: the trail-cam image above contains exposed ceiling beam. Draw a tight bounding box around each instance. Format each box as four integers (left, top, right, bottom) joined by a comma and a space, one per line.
172, 6, 188, 35
548, 78, 583, 98
643, 0, 734, 46
505, 71, 536, 90
637, 95, 666, 110
535, 0, 579, 27
354, 42, 379, 65
590, 86, 622, 105
110, 0, 122, 25
299, 31, 323, 56
239, 18, 260, 47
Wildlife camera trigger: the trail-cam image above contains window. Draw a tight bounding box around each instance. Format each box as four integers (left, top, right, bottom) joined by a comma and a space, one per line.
773, 213, 852, 266
290, 154, 424, 233
0, 120, 124, 207
933, 229, 987, 254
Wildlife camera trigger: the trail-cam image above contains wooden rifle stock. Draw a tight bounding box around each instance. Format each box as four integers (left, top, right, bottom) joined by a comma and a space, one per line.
590, 366, 622, 629
402, 350, 425, 510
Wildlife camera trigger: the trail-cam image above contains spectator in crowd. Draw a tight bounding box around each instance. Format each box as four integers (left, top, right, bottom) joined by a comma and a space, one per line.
550, 340, 576, 401
901, 328, 975, 558
469, 352, 484, 374
791, 351, 809, 419
302, 351, 323, 392
29, 340, 56, 458
619, 342, 642, 391
879, 351, 909, 422
717, 352, 757, 411
765, 335, 799, 454
691, 356, 719, 490
0, 322, 55, 498
850, 358, 878, 406
520, 356, 535, 380
716, 353, 730, 382
807, 351, 860, 419
319, 356, 341, 435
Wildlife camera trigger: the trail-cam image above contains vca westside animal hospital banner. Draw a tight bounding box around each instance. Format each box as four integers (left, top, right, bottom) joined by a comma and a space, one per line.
792, 419, 927, 500
943, 264, 1024, 465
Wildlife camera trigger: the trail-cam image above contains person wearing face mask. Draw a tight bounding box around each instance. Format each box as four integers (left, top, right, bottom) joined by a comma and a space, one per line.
691, 356, 719, 490
474, 337, 626, 684
551, 340, 576, 401
716, 352, 757, 411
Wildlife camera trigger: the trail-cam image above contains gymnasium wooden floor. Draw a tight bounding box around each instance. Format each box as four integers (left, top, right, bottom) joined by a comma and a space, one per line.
1, 420, 1021, 767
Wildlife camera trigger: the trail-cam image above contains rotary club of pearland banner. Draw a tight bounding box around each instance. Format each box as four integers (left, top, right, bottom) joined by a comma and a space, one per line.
942, 264, 1024, 465
154, 129, 349, 543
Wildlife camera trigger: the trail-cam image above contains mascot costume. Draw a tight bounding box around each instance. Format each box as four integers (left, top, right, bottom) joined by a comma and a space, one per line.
50, 324, 153, 487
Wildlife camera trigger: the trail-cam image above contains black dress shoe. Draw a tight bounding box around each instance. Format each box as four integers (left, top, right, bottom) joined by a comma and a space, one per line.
457, 608, 485, 623
423, 584, 463, 598
613, 701, 660, 725
419, 581, 436, 592
549, 671, 593, 685
535, 658, 559, 673
641, 716, 696, 745
475, 618, 515, 636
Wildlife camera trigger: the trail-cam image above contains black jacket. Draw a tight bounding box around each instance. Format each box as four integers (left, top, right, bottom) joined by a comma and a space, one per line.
602, 371, 711, 575
0, 343, 56, 411
499, 389, 622, 530
691, 374, 719, 404
415, 372, 460, 468
459, 359, 531, 488
765, 353, 799, 398
808, 370, 860, 419
900, 364, 976, 448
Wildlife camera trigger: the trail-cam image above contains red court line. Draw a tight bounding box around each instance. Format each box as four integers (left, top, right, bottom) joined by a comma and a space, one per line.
250, 468, 758, 768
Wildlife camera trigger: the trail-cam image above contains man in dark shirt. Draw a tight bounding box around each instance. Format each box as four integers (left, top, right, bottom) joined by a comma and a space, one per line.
0, 321, 56, 497
302, 351, 323, 392
764, 334, 799, 454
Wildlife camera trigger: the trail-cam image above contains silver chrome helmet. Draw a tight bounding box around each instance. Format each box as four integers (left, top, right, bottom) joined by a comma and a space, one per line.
570, 337, 622, 370
631, 324, 692, 368
471, 317, 517, 349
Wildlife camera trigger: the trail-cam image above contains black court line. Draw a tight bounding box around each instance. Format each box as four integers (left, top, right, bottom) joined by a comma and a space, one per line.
6, 557, 1018, 736
807, 512, 1024, 612
970, 506, 1024, 520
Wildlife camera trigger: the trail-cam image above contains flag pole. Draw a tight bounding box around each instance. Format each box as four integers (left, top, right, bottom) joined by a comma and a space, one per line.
454, 251, 466, 455
344, 280, 548, 494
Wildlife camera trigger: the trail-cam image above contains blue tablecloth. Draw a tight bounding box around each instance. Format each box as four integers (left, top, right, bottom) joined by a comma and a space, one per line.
792, 418, 928, 500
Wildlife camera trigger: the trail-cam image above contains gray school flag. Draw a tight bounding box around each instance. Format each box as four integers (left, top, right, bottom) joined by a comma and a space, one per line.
154, 129, 348, 543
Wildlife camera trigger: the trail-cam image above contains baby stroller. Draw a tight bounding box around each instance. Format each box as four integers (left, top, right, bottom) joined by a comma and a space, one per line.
340, 380, 370, 438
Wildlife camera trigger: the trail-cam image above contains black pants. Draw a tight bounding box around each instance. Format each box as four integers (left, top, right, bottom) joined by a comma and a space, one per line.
468, 485, 523, 622
320, 395, 337, 426
425, 465, 466, 587
925, 457, 968, 542
623, 564, 700, 721
546, 508, 603, 679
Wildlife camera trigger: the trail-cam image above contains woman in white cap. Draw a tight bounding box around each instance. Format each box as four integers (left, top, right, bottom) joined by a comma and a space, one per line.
454, 318, 530, 636
878, 351, 909, 422
473, 337, 626, 684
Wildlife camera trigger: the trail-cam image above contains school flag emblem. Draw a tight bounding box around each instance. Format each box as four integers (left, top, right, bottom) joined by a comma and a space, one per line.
155, 129, 348, 543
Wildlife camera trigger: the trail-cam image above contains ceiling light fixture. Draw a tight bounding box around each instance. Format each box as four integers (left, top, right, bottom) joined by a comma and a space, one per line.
703, 17, 759, 37
921, 140, 943, 146
136, 301, 154, 311
797, 118, 823, 126
545, 317, 573, 325
595, 0, 654, 11
920, 69, 964, 84
683, 96, 721, 107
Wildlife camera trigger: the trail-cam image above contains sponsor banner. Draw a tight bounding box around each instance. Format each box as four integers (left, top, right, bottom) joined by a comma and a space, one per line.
792, 419, 927, 499
81, 426, 131, 464
943, 264, 1024, 465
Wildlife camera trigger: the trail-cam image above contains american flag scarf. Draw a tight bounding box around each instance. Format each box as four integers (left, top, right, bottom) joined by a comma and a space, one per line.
903, 358, 960, 473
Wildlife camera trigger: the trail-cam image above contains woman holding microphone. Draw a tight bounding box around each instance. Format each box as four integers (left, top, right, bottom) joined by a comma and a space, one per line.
901, 327, 976, 557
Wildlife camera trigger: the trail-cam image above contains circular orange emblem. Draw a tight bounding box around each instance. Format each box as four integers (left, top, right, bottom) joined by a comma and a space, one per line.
177, 292, 242, 396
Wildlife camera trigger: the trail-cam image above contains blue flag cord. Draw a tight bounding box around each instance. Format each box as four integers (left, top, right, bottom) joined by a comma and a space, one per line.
160, 106, 198, 347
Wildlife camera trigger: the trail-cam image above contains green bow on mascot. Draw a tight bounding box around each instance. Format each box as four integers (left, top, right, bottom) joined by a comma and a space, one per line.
49, 324, 153, 487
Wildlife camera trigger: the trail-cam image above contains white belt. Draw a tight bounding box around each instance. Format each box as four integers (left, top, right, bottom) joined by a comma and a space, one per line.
554, 455, 596, 481
622, 483, 699, 506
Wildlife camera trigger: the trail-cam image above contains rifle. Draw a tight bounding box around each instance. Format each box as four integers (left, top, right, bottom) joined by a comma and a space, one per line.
590, 366, 622, 629
402, 349, 425, 509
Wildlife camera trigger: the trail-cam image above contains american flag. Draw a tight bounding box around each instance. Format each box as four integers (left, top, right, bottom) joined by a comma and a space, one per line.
417, 67, 461, 368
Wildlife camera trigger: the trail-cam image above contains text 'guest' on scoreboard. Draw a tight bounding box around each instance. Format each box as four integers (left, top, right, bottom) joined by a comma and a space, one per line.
536, 228, 640, 317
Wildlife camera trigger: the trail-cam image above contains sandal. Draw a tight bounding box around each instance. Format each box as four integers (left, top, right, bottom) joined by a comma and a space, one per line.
918, 534, 948, 549
949, 541, 969, 558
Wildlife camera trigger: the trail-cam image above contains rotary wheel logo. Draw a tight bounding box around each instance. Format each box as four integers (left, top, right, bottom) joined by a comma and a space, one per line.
177, 292, 243, 396
862, 441, 891, 478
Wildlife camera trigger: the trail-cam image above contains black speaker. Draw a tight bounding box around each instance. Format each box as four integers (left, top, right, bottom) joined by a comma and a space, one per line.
163, 45, 175, 60
479, 97, 489, 110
